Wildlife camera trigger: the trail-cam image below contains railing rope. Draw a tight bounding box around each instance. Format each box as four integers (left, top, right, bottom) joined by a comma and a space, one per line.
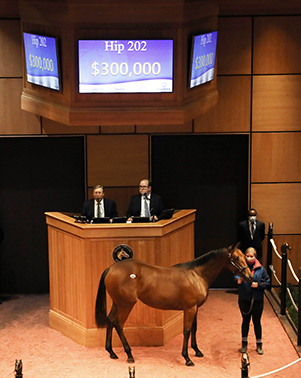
249, 358, 301, 378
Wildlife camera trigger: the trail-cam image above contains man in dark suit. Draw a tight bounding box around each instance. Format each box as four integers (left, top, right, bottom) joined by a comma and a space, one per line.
238, 208, 265, 261
126, 179, 165, 221
81, 185, 118, 220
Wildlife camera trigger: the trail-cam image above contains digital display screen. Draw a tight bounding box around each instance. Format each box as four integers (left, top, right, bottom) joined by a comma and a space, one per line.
189, 31, 218, 89
23, 32, 60, 91
78, 39, 173, 93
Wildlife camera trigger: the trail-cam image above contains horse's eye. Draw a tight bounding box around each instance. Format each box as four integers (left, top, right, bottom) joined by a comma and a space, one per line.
234, 256, 239, 261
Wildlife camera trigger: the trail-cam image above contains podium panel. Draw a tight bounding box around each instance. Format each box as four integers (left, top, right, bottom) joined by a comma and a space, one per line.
45, 209, 196, 347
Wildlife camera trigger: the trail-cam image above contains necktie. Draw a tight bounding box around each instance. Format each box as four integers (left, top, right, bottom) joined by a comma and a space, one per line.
97, 202, 101, 218
251, 223, 255, 237
144, 196, 150, 218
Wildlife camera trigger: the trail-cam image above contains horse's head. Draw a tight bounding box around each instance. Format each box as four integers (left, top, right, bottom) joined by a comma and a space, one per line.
227, 243, 253, 281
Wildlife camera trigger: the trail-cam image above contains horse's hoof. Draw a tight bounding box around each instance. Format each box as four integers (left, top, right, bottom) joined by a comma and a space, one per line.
110, 353, 118, 360
195, 351, 204, 357
186, 360, 194, 367
127, 357, 135, 363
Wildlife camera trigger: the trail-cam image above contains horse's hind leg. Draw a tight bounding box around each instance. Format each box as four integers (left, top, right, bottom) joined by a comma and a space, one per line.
105, 303, 118, 359
114, 306, 135, 363
107, 302, 135, 363
191, 312, 204, 357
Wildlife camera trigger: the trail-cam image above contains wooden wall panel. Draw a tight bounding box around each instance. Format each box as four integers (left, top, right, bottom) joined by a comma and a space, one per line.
101, 125, 135, 134
136, 122, 193, 134
42, 118, 99, 135
194, 76, 251, 132
87, 135, 149, 187
0, 79, 41, 134
0, 0, 19, 17
217, 17, 252, 75
253, 16, 301, 74
251, 183, 301, 234
0, 20, 22, 78
252, 132, 301, 182
252, 75, 301, 131
218, 1, 301, 16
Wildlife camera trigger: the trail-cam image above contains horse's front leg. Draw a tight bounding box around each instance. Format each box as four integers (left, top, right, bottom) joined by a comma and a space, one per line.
191, 311, 204, 357
182, 306, 197, 366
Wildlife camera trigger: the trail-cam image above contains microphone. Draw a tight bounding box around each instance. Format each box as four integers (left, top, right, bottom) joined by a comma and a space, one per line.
144, 193, 150, 201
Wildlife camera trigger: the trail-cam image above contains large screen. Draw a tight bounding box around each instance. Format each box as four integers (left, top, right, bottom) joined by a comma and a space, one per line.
78, 39, 173, 93
23, 32, 60, 91
189, 31, 218, 89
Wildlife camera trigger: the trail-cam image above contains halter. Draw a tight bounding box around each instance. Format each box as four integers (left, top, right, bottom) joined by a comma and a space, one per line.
228, 252, 248, 273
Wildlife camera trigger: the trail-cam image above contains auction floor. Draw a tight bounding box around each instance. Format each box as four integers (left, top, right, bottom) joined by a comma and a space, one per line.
0, 290, 300, 378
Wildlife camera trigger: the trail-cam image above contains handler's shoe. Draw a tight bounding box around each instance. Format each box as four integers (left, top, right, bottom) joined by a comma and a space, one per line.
256, 344, 264, 355
239, 342, 248, 353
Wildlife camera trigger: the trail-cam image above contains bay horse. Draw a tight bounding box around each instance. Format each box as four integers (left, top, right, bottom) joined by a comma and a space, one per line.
95, 243, 252, 366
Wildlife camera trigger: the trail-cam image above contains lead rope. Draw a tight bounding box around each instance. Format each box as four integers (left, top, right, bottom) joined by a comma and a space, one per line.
241, 290, 255, 315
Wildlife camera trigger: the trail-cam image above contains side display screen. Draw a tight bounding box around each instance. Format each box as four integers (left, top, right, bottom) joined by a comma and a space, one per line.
189, 31, 218, 89
23, 32, 60, 91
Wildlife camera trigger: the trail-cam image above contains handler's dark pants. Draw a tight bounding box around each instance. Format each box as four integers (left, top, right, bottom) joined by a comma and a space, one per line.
239, 298, 264, 341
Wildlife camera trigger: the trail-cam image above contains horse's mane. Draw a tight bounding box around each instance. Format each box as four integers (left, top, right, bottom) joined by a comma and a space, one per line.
173, 248, 226, 270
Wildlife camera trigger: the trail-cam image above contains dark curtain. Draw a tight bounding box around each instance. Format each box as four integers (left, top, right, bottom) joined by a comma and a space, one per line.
0, 136, 85, 293
151, 134, 249, 288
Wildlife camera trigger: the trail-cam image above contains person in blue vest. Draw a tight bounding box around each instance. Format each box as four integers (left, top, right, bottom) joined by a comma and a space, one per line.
236, 247, 270, 355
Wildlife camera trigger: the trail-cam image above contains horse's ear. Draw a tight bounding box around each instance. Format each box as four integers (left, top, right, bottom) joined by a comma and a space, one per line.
227, 242, 241, 253
235, 242, 241, 250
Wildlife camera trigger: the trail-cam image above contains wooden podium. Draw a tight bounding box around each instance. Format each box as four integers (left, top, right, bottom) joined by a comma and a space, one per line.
45, 209, 196, 347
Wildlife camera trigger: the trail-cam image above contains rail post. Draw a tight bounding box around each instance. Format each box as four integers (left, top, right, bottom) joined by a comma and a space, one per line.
241, 353, 249, 378
129, 366, 135, 378
267, 223, 273, 280
298, 268, 301, 345
280, 243, 290, 316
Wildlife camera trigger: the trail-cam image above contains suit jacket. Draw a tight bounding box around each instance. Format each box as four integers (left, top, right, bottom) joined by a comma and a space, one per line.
126, 193, 165, 218
238, 219, 265, 260
81, 198, 118, 220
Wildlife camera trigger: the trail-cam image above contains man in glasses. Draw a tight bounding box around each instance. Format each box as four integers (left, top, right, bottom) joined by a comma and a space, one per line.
126, 179, 165, 221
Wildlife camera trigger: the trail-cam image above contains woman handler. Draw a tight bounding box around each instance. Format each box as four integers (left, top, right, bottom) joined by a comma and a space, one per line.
236, 247, 270, 355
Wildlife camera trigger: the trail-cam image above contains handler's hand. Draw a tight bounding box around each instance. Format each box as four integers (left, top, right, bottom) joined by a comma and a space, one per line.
237, 278, 243, 284
251, 282, 258, 288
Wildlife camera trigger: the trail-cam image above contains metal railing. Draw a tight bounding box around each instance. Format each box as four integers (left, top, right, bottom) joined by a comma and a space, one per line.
267, 223, 300, 345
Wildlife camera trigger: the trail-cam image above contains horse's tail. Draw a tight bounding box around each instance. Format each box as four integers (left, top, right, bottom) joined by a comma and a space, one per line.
95, 267, 111, 328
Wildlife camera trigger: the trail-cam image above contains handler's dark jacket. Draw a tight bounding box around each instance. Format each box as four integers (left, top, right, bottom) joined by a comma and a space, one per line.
235, 259, 270, 302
